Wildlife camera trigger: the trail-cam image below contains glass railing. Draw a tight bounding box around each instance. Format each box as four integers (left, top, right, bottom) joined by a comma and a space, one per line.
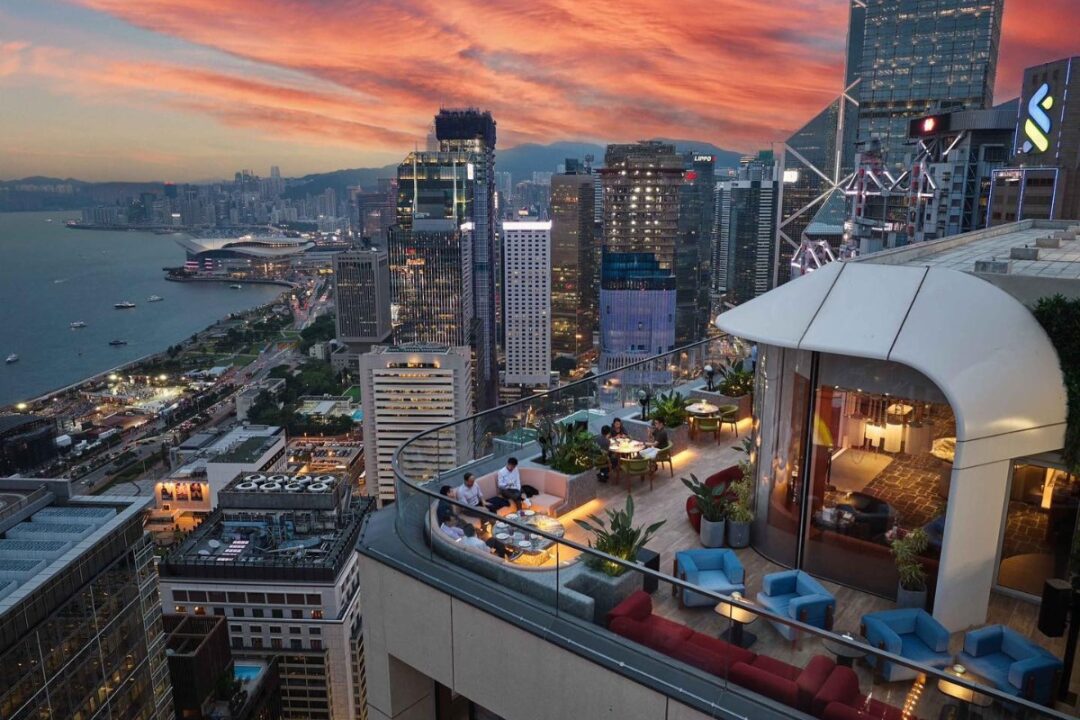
392, 337, 1073, 720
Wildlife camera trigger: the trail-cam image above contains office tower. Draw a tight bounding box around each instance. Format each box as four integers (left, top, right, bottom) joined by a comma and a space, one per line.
434, 109, 499, 411
717, 157, 780, 305
160, 475, 374, 720
390, 151, 476, 348
359, 345, 473, 505
989, 56, 1080, 225
776, 1, 1003, 280
334, 248, 392, 346
351, 182, 397, 244
677, 153, 716, 343
599, 142, 682, 373
502, 220, 552, 389
549, 169, 597, 360
0, 478, 172, 720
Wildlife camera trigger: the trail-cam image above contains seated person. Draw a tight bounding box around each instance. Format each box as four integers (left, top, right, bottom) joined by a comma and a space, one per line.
610, 418, 629, 440
440, 519, 465, 539
640, 418, 669, 460
596, 426, 618, 482
457, 472, 485, 516
461, 523, 509, 558
436, 485, 459, 526
497, 457, 538, 511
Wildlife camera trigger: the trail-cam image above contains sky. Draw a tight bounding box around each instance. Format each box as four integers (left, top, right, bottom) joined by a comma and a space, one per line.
0, 0, 1076, 182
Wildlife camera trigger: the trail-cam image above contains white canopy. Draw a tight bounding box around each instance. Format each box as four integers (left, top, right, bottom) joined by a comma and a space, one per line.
715, 261, 1067, 466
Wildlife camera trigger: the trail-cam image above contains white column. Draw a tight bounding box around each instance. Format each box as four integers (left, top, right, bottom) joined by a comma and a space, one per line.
931, 458, 1010, 632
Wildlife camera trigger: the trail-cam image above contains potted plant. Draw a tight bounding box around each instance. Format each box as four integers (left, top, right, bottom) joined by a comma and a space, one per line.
716, 363, 755, 421
727, 463, 754, 548
648, 390, 689, 428
572, 496, 665, 622
889, 526, 930, 608
682, 473, 730, 548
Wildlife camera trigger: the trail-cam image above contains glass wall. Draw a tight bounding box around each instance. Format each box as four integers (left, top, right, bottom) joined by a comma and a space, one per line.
997, 460, 1079, 596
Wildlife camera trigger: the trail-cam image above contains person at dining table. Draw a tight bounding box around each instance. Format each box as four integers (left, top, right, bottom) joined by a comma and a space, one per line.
596, 425, 618, 482
497, 457, 538, 511
641, 418, 669, 461
611, 417, 629, 440
437, 485, 460, 526
460, 523, 509, 558
457, 472, 484, 516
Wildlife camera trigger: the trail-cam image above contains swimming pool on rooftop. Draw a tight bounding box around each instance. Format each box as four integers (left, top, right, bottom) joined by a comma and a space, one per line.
234, 663, 262, 682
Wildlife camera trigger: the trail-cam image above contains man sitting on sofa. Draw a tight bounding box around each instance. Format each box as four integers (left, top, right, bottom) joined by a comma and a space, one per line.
457, 472, 485, 517
497, 457, 538, 511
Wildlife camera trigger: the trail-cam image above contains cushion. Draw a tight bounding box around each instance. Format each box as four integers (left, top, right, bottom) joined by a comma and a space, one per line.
608, 590, 652, 623
686, 631, 755, 666
730, 661, 798, 708
899, 636, 951, 668
527, 492, 562, 515
751, 655, 801, 682
812, 665, 861, 717
958, 653, 1019, 696
696, 570, 742, 593
1001, 626, 1037, 661
798, 656, 837, 712
757, 591, 796, 616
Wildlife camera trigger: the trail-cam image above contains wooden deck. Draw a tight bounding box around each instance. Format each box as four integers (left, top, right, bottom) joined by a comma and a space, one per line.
554, 419, 1078, 718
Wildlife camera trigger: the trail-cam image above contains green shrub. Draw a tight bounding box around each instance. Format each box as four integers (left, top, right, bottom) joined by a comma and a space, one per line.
650, 390, 689, 428
575, 496, 665, 576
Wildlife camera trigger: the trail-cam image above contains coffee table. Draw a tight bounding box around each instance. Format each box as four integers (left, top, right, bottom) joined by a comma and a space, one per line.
715, 594, 759, 648
821, 633, 868, 667
936, 664, 993, 719
495, 512, 566, 561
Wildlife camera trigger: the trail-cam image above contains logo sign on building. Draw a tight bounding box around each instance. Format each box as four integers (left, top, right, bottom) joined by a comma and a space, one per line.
908, 113, 950, 138
1019, 82, 1054, 155
693, 155, 714, 163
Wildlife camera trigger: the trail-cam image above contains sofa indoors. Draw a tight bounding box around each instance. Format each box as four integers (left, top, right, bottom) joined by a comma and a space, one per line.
607, 591, 754, 677
813, 665, 907, 720
861, 608, 951, 682
685, 465, 741, 532
756, 570, 836, 643
674, 548, 746, 607
957, 624, 1063, 705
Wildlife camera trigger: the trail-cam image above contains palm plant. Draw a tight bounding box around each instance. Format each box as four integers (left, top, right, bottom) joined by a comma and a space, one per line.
650, 390, 689, 428
891, 528, 930, 591
574, 496, 666, 576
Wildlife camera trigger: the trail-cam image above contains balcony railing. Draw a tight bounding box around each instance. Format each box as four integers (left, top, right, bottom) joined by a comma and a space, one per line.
392, 336, 1073, 720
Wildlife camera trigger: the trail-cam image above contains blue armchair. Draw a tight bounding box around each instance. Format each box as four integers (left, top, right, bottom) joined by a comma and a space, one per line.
861, 608, 952, 682
674, 549, 746, 607
958, 625, 1062, 706
756, 570, 835, 643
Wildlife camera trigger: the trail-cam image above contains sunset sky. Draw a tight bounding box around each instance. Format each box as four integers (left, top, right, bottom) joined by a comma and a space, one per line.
1, 0, 1076, 182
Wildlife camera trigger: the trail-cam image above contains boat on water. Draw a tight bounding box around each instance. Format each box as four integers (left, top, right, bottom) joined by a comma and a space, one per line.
5, 353, 18, 364
147, 295, 164, 302
114, 301, 136, 309
229, 284, 243, 290
109, 339, 128, 346
70, 321, 87, 329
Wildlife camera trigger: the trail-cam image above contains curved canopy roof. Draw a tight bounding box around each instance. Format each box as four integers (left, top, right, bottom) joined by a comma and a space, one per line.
715, 261, 1066, 464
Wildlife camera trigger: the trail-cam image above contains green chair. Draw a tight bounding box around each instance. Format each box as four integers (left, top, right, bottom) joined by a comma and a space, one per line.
695, 416, 720, 443
718, 404, 739, 436
621, 456, 653, 494
593, 451, 615, 482
652, 442, 675, 477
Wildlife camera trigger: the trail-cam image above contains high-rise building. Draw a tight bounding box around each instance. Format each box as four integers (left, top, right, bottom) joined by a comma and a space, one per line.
776, 0, 1003, 280
677, 153, 716, 343
159, 475, 374, 720
433, 109, 499, 411
599, 142, 683, 373
549, 169, 597, 360
358, 345, 473, 505
389, 151, 476, 349
0, 478, 173, 720
716, 157, 779, 305
502, 220, 552, 389
989, 56, 1080, 225
334, 248, 392, 346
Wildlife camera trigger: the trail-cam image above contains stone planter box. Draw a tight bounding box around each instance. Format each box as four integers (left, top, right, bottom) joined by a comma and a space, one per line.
624, 415, 691, 450
521, 456, 598, 516
566, 564, 645, 625
689, 386, 753, 422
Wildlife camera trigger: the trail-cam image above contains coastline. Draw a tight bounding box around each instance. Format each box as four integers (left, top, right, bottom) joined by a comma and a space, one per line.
19, 289, 290, 407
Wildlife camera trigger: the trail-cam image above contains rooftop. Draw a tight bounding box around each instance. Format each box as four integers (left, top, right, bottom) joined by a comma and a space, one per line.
208, 425, 283, 464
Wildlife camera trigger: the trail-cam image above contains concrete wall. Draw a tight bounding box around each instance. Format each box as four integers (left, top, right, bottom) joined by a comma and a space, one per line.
358, 557, 745, 720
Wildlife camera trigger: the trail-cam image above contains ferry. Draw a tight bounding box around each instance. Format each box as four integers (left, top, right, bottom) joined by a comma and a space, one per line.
229, 284, 243, 290
147, 295, 164, 302
70, 321, 87, 329
114, 301, 136, 309
108, 339, 128, 346
5, 353, 18, 364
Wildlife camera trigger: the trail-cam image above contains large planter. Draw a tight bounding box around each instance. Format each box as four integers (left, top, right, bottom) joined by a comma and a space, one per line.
689, 387, 752, 421
568, 565, 645, 625
895, 584, 928, 610
624, 415, 691, 449
700, 517, 726, 548
727, 520, 751, 548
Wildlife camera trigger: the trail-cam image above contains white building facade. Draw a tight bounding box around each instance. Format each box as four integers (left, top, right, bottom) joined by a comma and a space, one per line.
502, 220, 552, 388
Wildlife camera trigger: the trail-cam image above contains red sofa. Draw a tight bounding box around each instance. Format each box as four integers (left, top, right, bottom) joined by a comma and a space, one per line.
813, 665, 906, 720
607, 591, 754, 676
686, 465, 742, 532
730, 654, 835, 713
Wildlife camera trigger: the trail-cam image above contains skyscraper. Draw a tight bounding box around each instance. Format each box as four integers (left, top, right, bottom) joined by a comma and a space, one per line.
359, 345, 473, 504
599, 142, 683, 373
433, 109, 499, 411
502, 220, 552, 389
677, 152, 716, 343
334, 247, 392, 357
389, 151, 476, 349
549, 168, 597, 360
717, 156, 779, 305
0, 479, 173, 720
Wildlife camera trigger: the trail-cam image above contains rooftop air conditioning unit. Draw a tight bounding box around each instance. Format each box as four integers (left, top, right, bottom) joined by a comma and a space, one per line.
308, 483, 331, 493
315, 475, 335, 484
285, 484, 303, 493
268, 474, 289, 483
244, 474, 266, 482
260, 483, 283, 492
293, 475, 311, 484
236, 482, 260, 491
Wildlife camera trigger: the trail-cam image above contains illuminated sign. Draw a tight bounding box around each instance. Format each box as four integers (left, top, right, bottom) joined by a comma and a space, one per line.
908, 113, 949, 138
782, 169, 800, 184
1021, 82, 1054, 154
685, 170, 698, 181
692, 154, 715, 163
406, 258, 425, 266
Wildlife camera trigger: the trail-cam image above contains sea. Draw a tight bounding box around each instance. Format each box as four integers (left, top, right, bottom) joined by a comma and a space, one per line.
0, 211, 283, 407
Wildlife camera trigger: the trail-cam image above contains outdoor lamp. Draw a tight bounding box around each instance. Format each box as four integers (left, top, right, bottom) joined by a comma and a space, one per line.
704, 364, 715, 392
637, 389, 652, 419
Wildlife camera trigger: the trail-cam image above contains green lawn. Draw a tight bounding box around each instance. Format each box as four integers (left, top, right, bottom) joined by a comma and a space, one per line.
343, 385, 362, 402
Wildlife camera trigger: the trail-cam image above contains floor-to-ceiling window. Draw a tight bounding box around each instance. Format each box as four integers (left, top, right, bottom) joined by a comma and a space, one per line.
997, 460, 1079, 596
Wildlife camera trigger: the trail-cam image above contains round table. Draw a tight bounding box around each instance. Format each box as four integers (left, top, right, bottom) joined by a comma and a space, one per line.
820, 633, 868, 667
686, 402, 719, 416
714, 595, 759, 648
936, 664, 993, 719
610, 439, 645, 457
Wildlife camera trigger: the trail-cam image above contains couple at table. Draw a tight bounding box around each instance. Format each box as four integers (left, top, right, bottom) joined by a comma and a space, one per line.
599, 418, 669, 463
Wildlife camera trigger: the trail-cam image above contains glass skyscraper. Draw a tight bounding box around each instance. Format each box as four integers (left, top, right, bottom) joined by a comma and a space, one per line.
549, 169, 596, 360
